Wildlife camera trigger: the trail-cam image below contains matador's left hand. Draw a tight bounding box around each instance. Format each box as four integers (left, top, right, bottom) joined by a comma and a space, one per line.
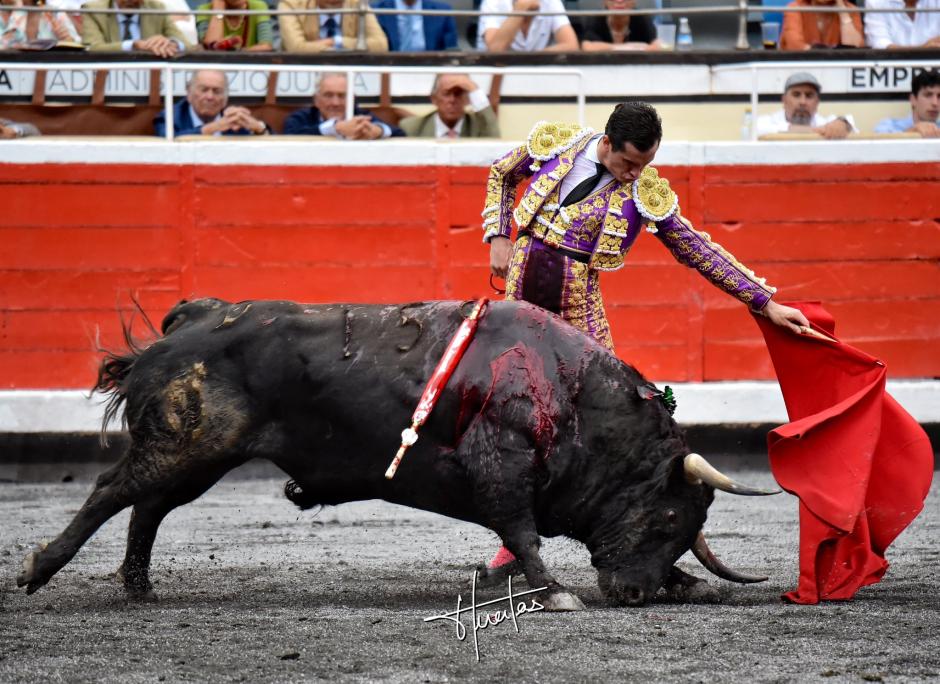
760, 299, 810, 334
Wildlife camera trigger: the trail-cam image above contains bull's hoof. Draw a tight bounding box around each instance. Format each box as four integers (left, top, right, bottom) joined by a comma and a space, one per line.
472, 561, 522, 589
126, 588, 159, 603
541, 591, 585, 612
16, 548, 48, 595
116, 567, 158, 602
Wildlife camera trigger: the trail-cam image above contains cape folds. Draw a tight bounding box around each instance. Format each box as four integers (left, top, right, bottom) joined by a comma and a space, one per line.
755, 302, 934, 604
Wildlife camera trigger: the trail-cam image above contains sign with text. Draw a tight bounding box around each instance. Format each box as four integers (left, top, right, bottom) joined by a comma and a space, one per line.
0, 63, 937, 99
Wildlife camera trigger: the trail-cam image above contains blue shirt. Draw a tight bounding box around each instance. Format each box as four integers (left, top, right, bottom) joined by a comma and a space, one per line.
395, 0, 425, 52
874, 115, 915, 134
119, 13, 141, 50
118, 10, 185, 52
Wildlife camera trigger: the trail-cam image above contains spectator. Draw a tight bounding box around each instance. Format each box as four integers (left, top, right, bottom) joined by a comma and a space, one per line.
875, 69, 940, 137
196, 0, 273, 50
780, 0, 864, 49
82, 0, 191, 55
0, 117, 40, 137
153, 69, 271, 137
279, 0, 388, 51
400, 74, 500, 138
283, 72, 405, 138
371, 0, 456, 51
156, 0, 197, 44
477, 0, 579, 51
1, 0, 79, 48
864, 0, 940, 48
580, 0, 660, 51
756, 72, 857, 139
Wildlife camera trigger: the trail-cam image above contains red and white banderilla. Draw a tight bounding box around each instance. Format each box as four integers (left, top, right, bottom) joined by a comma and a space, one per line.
384, 298, 489, 479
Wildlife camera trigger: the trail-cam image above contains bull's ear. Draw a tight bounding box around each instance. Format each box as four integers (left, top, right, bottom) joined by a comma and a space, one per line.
636, 384, 661, 401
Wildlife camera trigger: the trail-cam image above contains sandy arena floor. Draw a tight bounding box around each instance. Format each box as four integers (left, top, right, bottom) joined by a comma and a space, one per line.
0, 466, 937, 683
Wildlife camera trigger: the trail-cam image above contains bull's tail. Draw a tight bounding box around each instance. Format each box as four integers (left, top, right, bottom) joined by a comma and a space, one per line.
93, 301, 160, 446
94, 349, 138, 444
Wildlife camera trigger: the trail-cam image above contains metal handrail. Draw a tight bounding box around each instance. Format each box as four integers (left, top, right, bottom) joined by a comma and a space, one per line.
9, 2, 940, 54
8, 4, 940, 15
714, 60, 940, 140
0, 61, 586, 141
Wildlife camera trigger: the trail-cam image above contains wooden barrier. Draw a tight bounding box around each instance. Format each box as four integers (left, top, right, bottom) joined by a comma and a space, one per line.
1, 150, 938, 388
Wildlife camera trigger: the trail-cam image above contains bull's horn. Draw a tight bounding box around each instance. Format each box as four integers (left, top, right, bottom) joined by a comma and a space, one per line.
692, 532, 768, 584
683, 453, 780, 496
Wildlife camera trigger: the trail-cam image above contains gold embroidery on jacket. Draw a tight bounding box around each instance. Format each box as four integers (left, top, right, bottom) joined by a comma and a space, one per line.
633, 166, 678, 222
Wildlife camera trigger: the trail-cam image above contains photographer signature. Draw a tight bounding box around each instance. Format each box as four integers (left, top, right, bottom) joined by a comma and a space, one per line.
424, 571, 546, 661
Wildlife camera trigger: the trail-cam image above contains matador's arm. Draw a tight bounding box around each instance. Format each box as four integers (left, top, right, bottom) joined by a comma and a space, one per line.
481, 143, 536, 243
633, 167, 776, 311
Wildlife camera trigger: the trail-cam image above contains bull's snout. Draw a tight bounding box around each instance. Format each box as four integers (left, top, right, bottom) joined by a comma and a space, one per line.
622, 586, 646, 606
597, 569, 654, 607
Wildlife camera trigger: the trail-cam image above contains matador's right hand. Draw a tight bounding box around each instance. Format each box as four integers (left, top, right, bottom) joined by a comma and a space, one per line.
489, 236, 513, 279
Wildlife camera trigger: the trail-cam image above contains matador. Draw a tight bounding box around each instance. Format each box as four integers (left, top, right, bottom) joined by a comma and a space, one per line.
479, 102, 808, 582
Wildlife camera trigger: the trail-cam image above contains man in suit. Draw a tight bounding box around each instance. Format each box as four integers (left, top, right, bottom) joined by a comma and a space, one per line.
153, 69, 270, 137
283, 72, 404, 139
371, 0, 457, 51
82, 0, 192, 55
400, 74, 500, 138
278, 0, 388, 51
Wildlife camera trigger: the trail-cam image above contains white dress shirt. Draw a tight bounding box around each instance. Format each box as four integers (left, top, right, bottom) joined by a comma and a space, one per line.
755, 109, 858, 137
864, 0, 940, 48
559, 134, 614, 201
476, 0, 570, 51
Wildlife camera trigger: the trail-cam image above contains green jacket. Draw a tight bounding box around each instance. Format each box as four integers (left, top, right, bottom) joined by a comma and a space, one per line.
400, 107, 501, 139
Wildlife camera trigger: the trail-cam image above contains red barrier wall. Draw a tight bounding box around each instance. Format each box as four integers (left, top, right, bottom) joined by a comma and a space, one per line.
2, 160, 938, 388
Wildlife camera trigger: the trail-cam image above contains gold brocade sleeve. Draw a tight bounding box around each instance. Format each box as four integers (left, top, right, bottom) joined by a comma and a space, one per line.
653, 214, 777, 311
481, 144, 535, 243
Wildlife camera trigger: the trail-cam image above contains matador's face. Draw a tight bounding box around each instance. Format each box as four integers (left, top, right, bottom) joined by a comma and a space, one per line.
598, 137, 659, 184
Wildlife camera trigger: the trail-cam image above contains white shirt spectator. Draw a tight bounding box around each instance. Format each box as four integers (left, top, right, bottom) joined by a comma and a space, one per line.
864, 0, 940, 48
158, 0, 198, 46
476, 0, 570, 51
46, 0, 85, 10
756, 110, 858, 136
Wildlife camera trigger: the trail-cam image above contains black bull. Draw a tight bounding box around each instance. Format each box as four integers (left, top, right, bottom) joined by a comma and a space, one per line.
17, 298, 774, 609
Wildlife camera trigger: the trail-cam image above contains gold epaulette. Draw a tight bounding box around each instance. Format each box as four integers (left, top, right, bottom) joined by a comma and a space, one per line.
632, 166, 679, 223
525, 121, 595, 171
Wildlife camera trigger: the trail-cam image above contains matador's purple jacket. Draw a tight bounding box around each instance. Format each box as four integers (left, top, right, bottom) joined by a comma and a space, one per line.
482, 122, 777, 327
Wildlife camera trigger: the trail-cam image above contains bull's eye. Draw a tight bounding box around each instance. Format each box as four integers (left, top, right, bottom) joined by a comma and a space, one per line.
665, 509, 678, 524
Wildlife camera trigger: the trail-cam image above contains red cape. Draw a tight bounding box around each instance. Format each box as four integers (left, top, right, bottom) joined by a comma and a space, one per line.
754, 302, 934, 604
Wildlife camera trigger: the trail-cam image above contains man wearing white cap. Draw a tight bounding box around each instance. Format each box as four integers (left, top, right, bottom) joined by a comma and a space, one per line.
755, 72, 857, 139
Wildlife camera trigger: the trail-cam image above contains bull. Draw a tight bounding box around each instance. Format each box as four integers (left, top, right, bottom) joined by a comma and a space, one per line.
17, 298, 776, 610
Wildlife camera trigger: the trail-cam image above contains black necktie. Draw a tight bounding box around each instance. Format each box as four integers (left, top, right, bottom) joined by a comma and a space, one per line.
121, 15, 134, 41
323, 16, 337, 37
561, 162, 606, 207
